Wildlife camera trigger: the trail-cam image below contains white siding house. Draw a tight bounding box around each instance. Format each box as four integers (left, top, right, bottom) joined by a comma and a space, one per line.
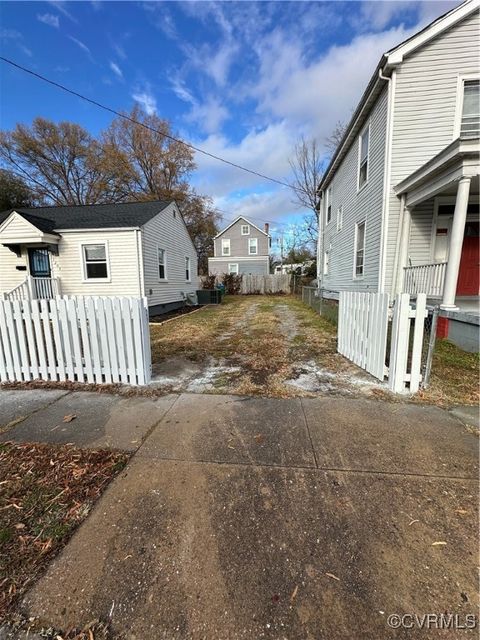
0, 200, 199, 315
317, 0, 479, 350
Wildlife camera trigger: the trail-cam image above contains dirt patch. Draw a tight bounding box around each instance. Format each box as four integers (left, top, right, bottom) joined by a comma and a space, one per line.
0, 441, 128, 622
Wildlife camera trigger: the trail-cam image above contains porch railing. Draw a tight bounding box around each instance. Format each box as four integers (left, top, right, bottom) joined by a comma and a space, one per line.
403, 262, 447, 298
3, 276, 61, 301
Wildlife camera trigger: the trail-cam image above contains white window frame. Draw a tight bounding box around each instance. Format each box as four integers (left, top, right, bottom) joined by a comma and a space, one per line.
454, 74, 480, 139
157, 246, 167, 281
228, 263, 239, 275
221, 238, 231, 256
353, 220, 366, 278
336, 205, 343, 232
185, 256, 191, 282
323, 248, 330, 276
357, 122, 370, 191
241, 224, 250, 235
80, 242, 110, 283
326, 187, 332, 225
248, 237, 258, 255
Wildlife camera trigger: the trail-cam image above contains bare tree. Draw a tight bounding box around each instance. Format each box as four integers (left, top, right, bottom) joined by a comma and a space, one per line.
325, 120, 347, 155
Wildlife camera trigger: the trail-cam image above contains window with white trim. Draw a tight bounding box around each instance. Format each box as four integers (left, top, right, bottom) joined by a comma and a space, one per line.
248, 238, 258, 255
323, 249, 329, 275
354, 221, 366, 277
241, 224, 250, 235
460, 79, 480, 138
82, 244, 108, 280
358, 124, 369, 189
185, 256, 191, 281
326, 187, 332, 224
221, 238, 230, 256
157, 247, 166, 280
228, 263, 239, 274
336, 205, 343, 231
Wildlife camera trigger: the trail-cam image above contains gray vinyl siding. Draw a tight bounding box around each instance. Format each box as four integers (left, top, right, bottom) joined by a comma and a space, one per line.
385, 10, 480, 293
407, 199, 436, 266
208, 257, 269, 276
321, 86, 388, 292
141, 202, 199, 307
214, 218, 269, 258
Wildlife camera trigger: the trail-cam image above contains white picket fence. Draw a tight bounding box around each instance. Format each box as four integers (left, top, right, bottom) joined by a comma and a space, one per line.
0, 296, 151, 386
240, 273, 290, 294
338, 291, 390, 380
338, 291, 428, 393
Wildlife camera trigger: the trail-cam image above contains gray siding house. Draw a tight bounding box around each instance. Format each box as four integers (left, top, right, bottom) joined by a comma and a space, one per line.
208, 216, 270, 276
317, 0, 479, 350
0, 200, 199, 316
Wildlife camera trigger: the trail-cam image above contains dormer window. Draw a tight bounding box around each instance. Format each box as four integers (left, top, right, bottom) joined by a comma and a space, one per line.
241, 224, 250, 235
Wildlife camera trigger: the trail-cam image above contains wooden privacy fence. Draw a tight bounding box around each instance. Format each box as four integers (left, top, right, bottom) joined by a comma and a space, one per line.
338, 291, 428, 393
0, 296, 151, 386
240, 273, 290, 294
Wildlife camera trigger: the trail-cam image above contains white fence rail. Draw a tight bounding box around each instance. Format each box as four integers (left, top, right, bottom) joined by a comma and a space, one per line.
0, 296, 151, 385
403, 262, 446, 297
241, 273, 290, 294
338, 291, 428, 393
3, 276, 61, 301
338, 292, 390, 380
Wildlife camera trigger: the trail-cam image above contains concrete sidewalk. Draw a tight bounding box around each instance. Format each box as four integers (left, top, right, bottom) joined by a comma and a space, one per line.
1, 390, 478, 639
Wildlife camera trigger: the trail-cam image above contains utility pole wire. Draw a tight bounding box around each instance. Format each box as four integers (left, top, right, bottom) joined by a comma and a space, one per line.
0, 56, 309, 196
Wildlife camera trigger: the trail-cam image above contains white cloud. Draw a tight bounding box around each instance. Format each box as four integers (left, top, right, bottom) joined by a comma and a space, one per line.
0, 28, 32, 57
48, 1, 77, 23
68, 35, 91, 56
37, 13, 60, 28
186, 97, 230, 135
109, 61, 123, 79
132, 89, 157, 115
357, 0, 459, 31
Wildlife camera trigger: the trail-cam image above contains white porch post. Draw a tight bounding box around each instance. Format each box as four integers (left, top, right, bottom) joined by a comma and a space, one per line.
441, 176, 471, 309
395, 197, 411, 294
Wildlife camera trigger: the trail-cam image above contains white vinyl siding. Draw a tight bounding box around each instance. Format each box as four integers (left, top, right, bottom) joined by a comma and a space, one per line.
320, 86, 388, 292
385, 10, 480, 294
222, 239, 231, 256
337, 205, 343, 231
248, 238, 258, 255
141, 202, 199, 306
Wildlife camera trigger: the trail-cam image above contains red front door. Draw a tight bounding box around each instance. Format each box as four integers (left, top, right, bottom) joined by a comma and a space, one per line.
457, 221, 480, 295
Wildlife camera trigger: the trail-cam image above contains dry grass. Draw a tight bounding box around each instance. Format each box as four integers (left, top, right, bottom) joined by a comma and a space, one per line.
0, 442, 128, 621
415, 339, 479, 407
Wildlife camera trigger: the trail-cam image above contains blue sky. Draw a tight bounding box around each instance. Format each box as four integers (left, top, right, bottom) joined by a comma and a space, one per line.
0, 0, 458, 240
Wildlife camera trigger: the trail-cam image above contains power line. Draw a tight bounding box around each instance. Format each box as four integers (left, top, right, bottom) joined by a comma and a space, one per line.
0, 56, 302, 193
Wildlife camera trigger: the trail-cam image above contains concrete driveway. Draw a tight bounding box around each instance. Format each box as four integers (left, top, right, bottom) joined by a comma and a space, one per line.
0, 390, 478, 639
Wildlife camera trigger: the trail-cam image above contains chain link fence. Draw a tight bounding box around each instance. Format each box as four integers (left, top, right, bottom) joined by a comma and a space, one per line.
301, 286, 338, 326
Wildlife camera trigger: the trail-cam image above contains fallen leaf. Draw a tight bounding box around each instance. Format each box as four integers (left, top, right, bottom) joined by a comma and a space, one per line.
408, 519, 419, 526
326, 572, 340, 581
431, 541, 447, 546
455, 509, 468, 515
290, 585, 299, 602
254, 434, 264, 443
14, 523, 25, 529
63, 414, 76, 423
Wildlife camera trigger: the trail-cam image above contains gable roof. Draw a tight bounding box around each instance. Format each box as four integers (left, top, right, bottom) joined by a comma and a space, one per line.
0, 200, 173, 232
318, 0, 478, 192
214, 216, 269, 239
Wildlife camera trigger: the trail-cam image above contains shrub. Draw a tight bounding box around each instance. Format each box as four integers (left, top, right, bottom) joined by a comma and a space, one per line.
201, 275, 217, 289
221, 273, 242, 295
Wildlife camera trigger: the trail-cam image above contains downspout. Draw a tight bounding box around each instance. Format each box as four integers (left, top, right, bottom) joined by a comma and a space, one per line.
378, 67, 396, 294
316, 190, 323, 289
392, 193, 407, 294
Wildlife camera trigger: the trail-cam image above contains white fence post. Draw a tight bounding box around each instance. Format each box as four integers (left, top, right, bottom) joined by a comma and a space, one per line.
0, 296, 152, 386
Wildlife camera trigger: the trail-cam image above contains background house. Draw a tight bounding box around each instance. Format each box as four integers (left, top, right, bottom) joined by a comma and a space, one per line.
317, 0, 479, 351
0, 200, 199, 316
208, 216, 271, 276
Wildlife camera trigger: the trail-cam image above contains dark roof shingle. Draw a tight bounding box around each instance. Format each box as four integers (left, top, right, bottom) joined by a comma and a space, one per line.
0, 200, 173, 231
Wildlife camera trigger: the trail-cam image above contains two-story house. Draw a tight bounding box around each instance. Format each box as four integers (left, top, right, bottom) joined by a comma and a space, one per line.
317, 0, 479, 350
208, 217, 271, 276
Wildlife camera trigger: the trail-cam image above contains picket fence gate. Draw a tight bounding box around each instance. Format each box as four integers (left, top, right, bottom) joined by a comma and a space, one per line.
0, 296, 151, 386
338, 291, 428, 393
